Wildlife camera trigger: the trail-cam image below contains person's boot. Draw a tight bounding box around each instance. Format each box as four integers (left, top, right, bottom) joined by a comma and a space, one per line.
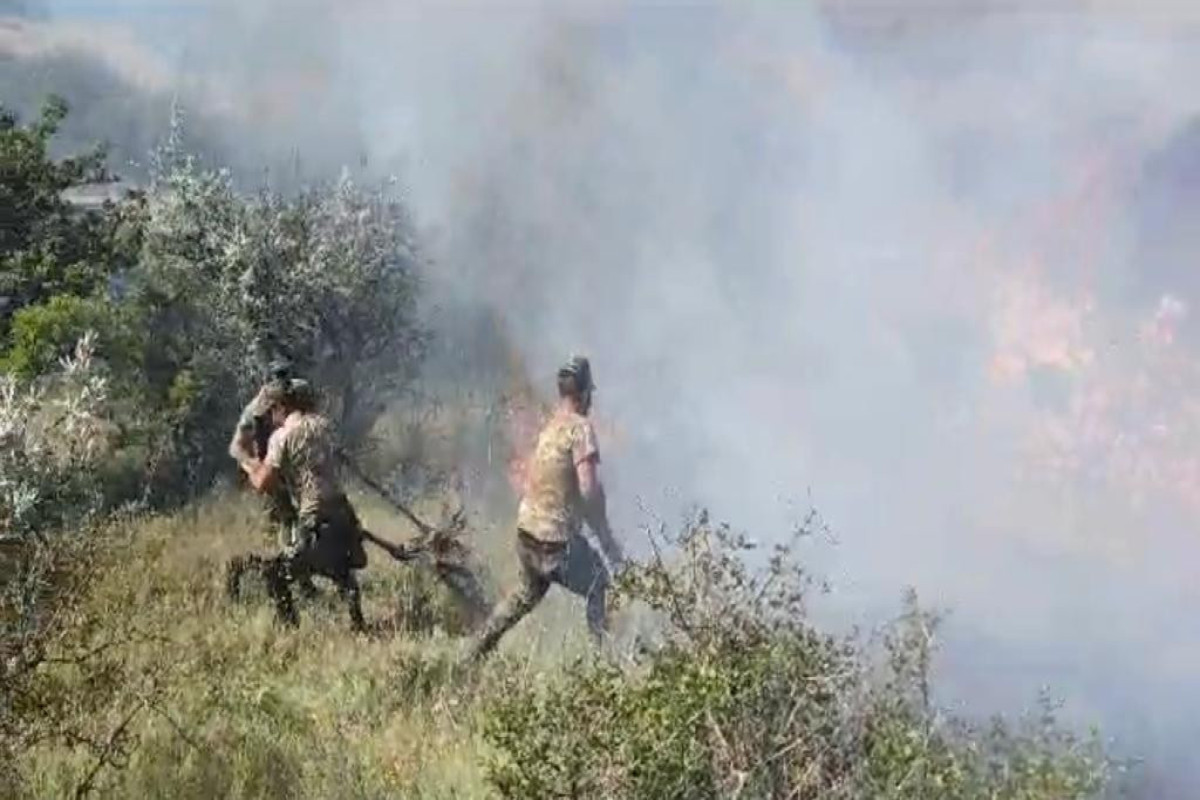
459, 635, 492, 669
226, 554, 270, 602
337, 572, 367, 633
296, 574, 320, 600
461, 613, 508, 666
265, 557, 300, 627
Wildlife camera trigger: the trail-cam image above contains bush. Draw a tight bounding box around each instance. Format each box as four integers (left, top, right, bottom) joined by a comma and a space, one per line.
116, 122, 429, 499
0, 294, 140, 379
483, 512, 1112, 800
0, 335, 154, 795
0, 333, 121, 534
0, 97, 122, 339
3, 101, 432, 507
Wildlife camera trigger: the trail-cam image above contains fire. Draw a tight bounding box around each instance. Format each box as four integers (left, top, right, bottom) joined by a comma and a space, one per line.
496, 385, 628, 500
491, 320, 630, 501
963, 136, 1200, 519
494, 337, 550, 498
503, 408, 627, 499
1004, 292, 1200, 514
1141, 294, 1187, 349
503, 397, 545, 497
986, 267, 1096, 383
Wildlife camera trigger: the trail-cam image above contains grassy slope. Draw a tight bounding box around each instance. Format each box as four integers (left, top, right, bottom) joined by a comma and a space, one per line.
18, 488, 601, 800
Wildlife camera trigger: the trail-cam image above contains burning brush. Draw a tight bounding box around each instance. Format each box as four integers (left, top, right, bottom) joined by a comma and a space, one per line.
336, 451, 492, 629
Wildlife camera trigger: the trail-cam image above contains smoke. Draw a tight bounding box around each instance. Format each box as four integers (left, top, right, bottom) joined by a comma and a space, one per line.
7, 0, 1200, 791
0, 1, 368, 183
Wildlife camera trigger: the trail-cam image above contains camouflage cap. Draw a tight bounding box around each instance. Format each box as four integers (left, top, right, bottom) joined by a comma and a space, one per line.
558, 355, 595, 392
267, 357, 294, 382
259, 381, 289, 408
259, 377, 316, 411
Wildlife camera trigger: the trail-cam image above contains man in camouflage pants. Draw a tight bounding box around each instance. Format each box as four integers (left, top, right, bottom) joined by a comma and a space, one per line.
234, 379, 370, 631
228, 364, 318, 598
466, 356, 625, 662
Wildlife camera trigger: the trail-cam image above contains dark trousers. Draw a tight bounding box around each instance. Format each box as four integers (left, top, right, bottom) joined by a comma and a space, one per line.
228, 495, 367, 631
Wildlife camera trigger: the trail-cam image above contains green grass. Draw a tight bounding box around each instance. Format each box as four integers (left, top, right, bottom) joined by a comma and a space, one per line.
14, 489, 604, 800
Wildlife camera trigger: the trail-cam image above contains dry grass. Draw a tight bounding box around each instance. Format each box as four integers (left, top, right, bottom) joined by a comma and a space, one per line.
8, 486, 1114, 800
14, 489, 608, 799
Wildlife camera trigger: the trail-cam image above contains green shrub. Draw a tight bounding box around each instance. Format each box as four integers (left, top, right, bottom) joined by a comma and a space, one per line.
4, 99, 432, 507
483, 512, 1112, 800
1, 294, 140, 379
0, 96, 116, 338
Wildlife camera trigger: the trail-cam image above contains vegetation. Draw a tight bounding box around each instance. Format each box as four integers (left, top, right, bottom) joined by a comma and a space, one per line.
0, 99, 426, 502
0, 96, 122, 336
1, 493, 1114, 799
483, 514, 1112, 800
1, 98, 1120, 798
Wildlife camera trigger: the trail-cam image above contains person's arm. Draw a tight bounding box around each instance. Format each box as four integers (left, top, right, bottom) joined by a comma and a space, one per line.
229, 388, 271, 469
230, 429, 259, 475
577, 456, 624, 568
246, 425, 287, 494
574, 420, 625, 568
244, 458, 279, 494
229, 417, 256, 466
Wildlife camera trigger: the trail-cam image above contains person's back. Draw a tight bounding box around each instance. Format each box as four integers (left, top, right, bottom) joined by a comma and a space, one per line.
466, 355, 623, 663
517, 408, 597, 546
265, 410, 341, 523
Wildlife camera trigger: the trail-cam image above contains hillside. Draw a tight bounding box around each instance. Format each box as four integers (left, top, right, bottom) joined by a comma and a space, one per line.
5, 482, 1119, 800
0, 90, 1121, 800
11, 487, 598, 799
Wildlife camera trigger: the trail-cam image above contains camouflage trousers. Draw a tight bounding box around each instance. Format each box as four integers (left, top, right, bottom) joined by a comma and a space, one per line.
265, 486, 297, 548
283, 495, 369, 574
229, 494, 369, 631
467, 529, 610, 662
263, 489, 321, 599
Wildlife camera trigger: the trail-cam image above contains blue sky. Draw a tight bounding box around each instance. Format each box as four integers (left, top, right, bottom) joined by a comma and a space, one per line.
44, 0, 202, 57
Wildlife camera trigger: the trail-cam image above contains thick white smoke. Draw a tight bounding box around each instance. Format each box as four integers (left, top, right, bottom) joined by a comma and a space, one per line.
8, 0, 1200, 792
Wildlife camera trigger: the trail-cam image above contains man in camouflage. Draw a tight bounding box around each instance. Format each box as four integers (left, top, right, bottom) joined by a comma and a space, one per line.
228, 361, 318, 598
466, 356, 625, 662
234, 379, 370, 631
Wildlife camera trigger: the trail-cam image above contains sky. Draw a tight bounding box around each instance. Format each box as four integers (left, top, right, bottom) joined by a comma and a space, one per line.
5, 1, 1200, 793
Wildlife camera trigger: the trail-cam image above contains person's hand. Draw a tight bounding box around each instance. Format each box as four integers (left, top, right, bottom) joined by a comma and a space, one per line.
246, 385, 274, 418
381, 537, 422, 562
392, 542, 419, 562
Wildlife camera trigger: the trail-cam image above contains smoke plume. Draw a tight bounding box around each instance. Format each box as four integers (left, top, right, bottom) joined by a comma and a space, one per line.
6, 0, 1200, 792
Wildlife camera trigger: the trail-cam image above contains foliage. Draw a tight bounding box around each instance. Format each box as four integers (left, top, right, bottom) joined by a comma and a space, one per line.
0, 333, 120, 538
2, 101, 430, 504
0, 295, 141, 380
233, 174, 429, 445
119, 116, 427, 496
5, 494, 499, 800
0, 97, 126, 338
0, 335, 154, 795
483, 512, 1113, 800
0, 100, 437, 794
